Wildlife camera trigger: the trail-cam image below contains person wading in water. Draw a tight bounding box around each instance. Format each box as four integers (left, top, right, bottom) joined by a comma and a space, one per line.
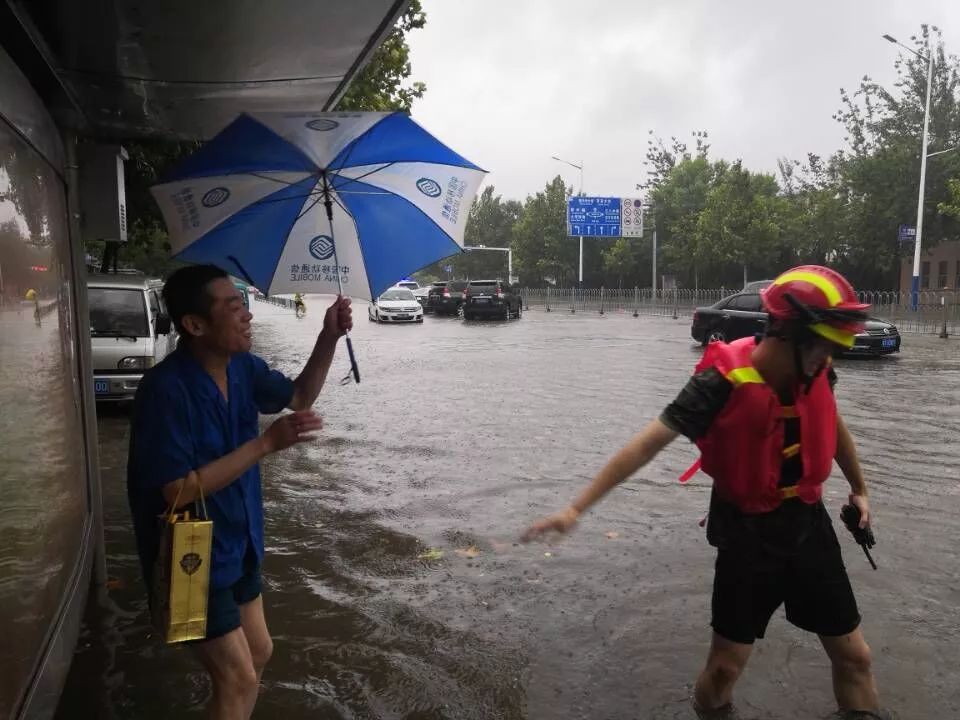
524, 266, 896, 720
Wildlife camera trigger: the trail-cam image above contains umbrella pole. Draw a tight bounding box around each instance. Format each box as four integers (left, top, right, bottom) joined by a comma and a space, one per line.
322, 172, 361, 384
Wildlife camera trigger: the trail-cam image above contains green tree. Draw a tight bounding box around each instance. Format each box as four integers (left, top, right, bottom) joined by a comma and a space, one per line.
939, 177, 960, 217
649, 156, 722, 287
830, 24, 960, 287
419, 185, 521, 280
695, 162, 786, 287
335, 1, 427, 112
601, 238, 635, 288
461, 187, 521, 279
776, 154, 852, 268
512, 176, 576, 285
642, 130, 711, 190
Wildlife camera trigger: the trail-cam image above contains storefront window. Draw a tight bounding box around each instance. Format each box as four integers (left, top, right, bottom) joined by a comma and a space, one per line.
0, 114, 87, 717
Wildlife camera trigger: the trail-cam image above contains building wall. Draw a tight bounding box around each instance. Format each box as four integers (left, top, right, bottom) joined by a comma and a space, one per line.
0, 44, 96, 720
899, 239, 960, 291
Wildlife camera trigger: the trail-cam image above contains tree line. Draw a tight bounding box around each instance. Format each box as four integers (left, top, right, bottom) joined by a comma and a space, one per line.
421, 25, 960, 292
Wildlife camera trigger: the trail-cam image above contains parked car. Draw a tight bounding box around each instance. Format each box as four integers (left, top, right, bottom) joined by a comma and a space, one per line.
413, 283, 435, 307
462, 279, 522, 320
427, 280, 468, 316
743, 279, 773, 293
691, 291, 901, 355
87, 274, 176, 400
691, 291, 768, 345
368, 287, 424, 323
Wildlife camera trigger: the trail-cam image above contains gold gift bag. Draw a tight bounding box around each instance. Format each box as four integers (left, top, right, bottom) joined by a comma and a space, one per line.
152, 479, 214, 643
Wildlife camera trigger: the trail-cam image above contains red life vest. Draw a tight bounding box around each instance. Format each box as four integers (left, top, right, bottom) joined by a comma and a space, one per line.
691, 337, 837, 514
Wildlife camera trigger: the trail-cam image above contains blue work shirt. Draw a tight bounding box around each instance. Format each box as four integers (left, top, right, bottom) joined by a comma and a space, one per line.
127, 345, 294, 590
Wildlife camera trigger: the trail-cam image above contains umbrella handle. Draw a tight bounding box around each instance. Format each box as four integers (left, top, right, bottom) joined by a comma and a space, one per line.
343, 334, 361, 384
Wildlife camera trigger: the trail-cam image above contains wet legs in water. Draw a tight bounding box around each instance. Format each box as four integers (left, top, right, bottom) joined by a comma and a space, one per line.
693, 629, 882, 716
192, 596, 273, 720
694, 632, 752, 716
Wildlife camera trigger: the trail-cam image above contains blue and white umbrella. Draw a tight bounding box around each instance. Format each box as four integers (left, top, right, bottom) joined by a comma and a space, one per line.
151, 111, 486, 302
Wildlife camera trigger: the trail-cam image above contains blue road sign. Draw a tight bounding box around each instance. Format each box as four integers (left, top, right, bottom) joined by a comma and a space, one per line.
567, 197, 622, 237
897, 224, 916, 250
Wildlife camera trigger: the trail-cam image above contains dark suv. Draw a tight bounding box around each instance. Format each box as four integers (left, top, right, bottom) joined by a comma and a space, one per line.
463, 280, 522, 320
426, 280, 468, 316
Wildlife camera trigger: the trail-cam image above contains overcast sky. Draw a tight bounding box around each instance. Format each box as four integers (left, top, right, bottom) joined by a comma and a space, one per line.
407, 0, 960, 202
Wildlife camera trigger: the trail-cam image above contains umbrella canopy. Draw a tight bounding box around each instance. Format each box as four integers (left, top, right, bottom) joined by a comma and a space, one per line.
151, 111, 486, 300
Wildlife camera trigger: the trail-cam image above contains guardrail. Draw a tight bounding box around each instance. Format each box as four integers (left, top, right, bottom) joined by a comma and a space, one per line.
253, 293, 296, 310
518, 287, 960, 337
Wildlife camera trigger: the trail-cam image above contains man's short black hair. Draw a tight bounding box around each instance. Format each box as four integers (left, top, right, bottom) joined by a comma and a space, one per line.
162, 264, 228, 337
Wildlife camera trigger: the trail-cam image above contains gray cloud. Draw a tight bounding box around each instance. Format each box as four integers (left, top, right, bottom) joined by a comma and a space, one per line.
408, 0, 960, 200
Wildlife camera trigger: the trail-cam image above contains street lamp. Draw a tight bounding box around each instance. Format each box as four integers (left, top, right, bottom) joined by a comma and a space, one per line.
551, 155, 585, 284
883, 32, 934, 308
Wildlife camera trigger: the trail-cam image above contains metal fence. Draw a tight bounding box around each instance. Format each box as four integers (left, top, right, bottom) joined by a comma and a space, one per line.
518, 287, 960, 337
253, 293, 296, 310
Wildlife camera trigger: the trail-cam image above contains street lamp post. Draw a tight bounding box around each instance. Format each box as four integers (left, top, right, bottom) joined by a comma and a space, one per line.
883, 33, 934, 309
551, 155, 585, 284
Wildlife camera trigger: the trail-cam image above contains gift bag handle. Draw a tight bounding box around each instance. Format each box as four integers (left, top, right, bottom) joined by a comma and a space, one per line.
164, 472, 209, 523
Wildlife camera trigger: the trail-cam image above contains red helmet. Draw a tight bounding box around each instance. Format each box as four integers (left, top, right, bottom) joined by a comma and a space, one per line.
761, 266, 870, 349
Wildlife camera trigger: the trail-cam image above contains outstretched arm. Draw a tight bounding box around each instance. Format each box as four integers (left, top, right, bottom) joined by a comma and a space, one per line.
523, 419, 679, 540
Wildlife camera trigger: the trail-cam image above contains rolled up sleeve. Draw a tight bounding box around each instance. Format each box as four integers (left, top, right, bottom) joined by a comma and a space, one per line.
659, 367, 734, 441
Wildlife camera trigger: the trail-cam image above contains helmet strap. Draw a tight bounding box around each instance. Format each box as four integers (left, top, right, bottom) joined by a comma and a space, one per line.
766, 320, 822, 393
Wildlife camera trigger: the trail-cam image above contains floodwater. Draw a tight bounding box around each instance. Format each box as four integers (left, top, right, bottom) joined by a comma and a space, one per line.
56, 299, 960, 719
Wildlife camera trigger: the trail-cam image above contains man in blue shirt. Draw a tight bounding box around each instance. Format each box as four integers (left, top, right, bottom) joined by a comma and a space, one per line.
127, 264, 352, 719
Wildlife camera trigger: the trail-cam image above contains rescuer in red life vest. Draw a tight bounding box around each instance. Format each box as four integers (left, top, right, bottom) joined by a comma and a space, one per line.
524, 266, 896, 720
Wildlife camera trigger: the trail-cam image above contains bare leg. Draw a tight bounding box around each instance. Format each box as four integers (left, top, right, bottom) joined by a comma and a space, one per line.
820, 628, 879, 711
694, 632, 754, 712
238, 595, 273, 716
193, 627, 259, 720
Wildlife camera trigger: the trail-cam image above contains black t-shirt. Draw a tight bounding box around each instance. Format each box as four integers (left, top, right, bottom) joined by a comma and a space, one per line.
660, 363, 838, 554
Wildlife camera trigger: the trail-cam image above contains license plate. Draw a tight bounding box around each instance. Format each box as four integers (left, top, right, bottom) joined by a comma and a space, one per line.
474, 298, 489, 304
395, 314, 410, 320
882, 338, 896, 348
94, 380, 109, 394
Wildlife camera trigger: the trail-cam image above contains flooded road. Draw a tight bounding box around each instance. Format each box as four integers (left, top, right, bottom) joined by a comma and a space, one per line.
56, 299, 960, 719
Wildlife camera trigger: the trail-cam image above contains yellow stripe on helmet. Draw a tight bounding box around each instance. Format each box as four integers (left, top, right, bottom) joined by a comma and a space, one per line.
725, 366, 764, 386
772, 270, 843, 307
810, 322, 856, 349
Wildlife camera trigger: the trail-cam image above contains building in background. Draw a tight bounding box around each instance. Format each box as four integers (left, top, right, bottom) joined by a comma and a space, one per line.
900, 239, 960, 291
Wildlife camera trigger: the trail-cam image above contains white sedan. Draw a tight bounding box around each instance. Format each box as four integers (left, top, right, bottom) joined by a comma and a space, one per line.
368, 288, 424, 323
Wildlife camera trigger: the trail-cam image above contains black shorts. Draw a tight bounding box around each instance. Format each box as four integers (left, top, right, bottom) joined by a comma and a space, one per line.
197, 555, 263, 642
711, 505, 861, 644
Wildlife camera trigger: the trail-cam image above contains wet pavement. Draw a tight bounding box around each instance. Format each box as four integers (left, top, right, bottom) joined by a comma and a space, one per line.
56, 299, 960, 719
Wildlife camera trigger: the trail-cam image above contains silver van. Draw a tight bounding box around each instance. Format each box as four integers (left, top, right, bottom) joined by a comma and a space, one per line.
87, 274, 176, 400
